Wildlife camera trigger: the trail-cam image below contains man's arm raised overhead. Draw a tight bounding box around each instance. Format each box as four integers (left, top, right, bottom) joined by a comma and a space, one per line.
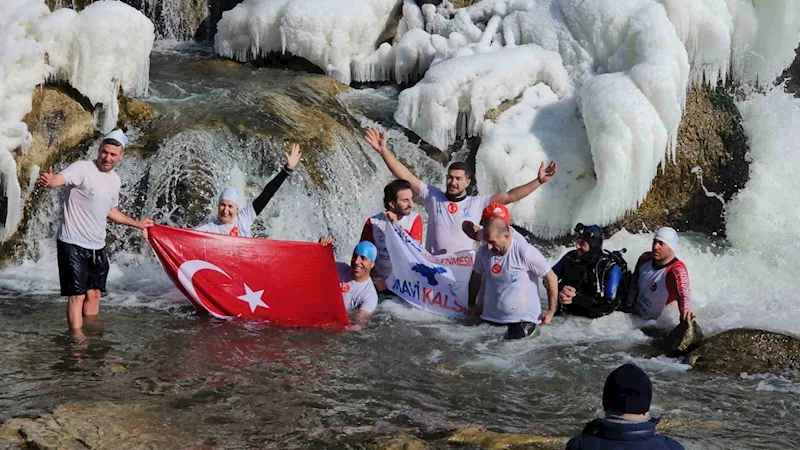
488, 160, 557, 205
365, 128, 423, 196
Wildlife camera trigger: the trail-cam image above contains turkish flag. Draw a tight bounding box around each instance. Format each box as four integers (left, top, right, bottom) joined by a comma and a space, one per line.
147, 225, 349, 329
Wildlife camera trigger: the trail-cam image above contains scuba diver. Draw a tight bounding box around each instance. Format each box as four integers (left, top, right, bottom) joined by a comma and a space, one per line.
552, 224, 630, 318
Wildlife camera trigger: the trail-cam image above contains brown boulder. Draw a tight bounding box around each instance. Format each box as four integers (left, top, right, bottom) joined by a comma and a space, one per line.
18, 85, 94, 188
687, 328, 800, 375
611, 84, 749, 235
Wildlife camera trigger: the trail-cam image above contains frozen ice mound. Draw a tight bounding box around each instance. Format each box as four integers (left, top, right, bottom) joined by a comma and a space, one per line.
215, 0, 401, 84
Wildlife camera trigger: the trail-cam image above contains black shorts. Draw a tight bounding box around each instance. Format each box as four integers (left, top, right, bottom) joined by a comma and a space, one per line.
505, 322, 538, 340
57, 240, 110, 296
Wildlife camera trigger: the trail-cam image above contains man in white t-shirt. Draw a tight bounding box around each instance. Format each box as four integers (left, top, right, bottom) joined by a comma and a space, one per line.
469, 218, 559, 339
39, 129, 154, 338
192, 144, 302, 237
360, 179, 423, 292
319, 238, 379, 331
365, 128, 556, 255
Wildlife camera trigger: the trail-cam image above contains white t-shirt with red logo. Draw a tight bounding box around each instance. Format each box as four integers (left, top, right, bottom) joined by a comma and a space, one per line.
473, 235, 551, 324
628, 252, 691, 320
58, 160, 121, 250
336, 263, 378, 313
360, 211, 423, 279
194, 204, 257, 237
418, 183, 491, 255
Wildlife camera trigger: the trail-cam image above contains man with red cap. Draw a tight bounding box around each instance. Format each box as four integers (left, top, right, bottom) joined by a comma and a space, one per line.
625, 227, 695, 323
468, 216, 559, 338
566, 363, 685, 449
462, 202, 526, 243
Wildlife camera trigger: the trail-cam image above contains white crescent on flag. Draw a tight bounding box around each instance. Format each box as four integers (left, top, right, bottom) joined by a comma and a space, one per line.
177, 260, 233, 319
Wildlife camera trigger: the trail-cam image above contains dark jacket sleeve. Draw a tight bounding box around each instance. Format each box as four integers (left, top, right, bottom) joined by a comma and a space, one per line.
252, 166, 291, 215
565, 435, 582, 450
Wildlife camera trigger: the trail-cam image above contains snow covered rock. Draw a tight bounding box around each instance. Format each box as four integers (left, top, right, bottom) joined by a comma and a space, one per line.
0, 0, 154, 241
35, 1, 155, 132
215, 0, 402, 84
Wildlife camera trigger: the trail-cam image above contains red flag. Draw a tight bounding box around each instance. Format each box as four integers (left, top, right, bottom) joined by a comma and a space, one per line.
147, 225, 349, 329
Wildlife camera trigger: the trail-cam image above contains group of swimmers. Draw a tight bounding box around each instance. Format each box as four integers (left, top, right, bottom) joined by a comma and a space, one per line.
41, 128, 695, 339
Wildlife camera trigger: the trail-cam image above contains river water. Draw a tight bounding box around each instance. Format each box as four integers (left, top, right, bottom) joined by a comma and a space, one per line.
1, 43, 799, 449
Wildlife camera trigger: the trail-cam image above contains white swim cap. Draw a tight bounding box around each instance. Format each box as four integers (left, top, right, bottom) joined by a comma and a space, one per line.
219, 187, 242, 208
102, 129, 128, 150
654, 227, 678, 251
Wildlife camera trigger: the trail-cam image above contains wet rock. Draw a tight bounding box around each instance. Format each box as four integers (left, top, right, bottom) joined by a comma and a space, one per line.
440, 426, 569, 450
687, 329, 800, 375
373, 433, 429, 450
777, 46, 800, 96
135, 377, 183, 395
657, 318, 705, 357
110, 364, 126, 374
19, 85, 95, 189
0, 401, 205, 450
117, 94, 156, 131
610, 84, 749, 236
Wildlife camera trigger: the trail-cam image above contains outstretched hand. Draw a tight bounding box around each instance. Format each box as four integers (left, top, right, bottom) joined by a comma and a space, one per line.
39, 167, 55, 188
537, 160, 557, 184
285, 143, 302, 170
365, 128, 388, 153
539, 309, 556, 326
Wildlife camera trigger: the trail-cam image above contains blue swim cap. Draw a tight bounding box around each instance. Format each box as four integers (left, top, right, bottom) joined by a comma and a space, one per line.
353, 241, 377, 262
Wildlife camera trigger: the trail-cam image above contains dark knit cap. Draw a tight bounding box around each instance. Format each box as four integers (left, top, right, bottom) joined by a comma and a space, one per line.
602, 363, 652, 414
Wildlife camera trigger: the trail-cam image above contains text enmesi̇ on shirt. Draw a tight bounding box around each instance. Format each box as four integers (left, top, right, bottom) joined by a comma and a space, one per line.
473, 235, 551, 324
57, 160, 121, 250
418, 183, 491, 255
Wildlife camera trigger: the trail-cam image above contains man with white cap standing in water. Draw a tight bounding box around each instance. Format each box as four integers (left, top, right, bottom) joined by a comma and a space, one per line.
39, 129, 154, 338
194, 144, 301, 236
625, 227, 695, 322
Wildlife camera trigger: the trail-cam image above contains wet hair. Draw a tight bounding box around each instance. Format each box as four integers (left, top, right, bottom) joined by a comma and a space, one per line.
101, 138, 123, 149
383, 179, 413, 209
485, 217, 510, 236
447, 161, 473, 181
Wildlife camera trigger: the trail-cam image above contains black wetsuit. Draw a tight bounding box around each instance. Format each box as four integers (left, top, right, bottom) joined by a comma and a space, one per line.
551, 250, 626, 319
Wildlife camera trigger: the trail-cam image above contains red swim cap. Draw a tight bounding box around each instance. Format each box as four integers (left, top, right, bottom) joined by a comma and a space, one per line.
482, 203, 510, 224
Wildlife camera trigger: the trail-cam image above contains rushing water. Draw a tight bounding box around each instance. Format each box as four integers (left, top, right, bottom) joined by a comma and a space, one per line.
1, 43, 799, 449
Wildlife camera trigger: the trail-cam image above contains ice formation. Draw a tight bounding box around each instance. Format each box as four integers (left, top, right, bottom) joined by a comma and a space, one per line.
35, 1, 155, 132
217, 0, 799, 235
0, 0, 154, 240
215, 0, 401, 84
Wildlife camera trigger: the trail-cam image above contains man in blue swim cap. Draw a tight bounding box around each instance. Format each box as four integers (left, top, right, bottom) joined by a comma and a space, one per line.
319, 238, 378, 330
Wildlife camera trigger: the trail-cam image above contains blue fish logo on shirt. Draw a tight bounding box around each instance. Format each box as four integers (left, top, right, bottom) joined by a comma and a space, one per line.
412, 263, 447, 286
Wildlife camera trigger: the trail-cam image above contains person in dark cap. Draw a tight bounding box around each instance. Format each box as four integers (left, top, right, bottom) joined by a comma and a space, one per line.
566, 363, 685, 450
551, 224, 629, 318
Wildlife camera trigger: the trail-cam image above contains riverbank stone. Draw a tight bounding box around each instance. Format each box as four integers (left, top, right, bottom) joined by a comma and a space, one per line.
687, 328, 800, 375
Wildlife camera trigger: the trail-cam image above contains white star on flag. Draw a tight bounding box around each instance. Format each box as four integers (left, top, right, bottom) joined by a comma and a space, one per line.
237, 284, 269, 312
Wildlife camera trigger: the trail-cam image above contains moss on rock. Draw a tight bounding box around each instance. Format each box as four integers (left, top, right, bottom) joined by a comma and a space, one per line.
611, 84, 749, 235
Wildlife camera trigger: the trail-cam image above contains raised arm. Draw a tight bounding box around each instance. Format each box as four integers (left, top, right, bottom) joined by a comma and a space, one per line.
489, 160, 556, 205
39, 167, 66, 189
365, 128, 423, 195
252, 143, 301, 215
